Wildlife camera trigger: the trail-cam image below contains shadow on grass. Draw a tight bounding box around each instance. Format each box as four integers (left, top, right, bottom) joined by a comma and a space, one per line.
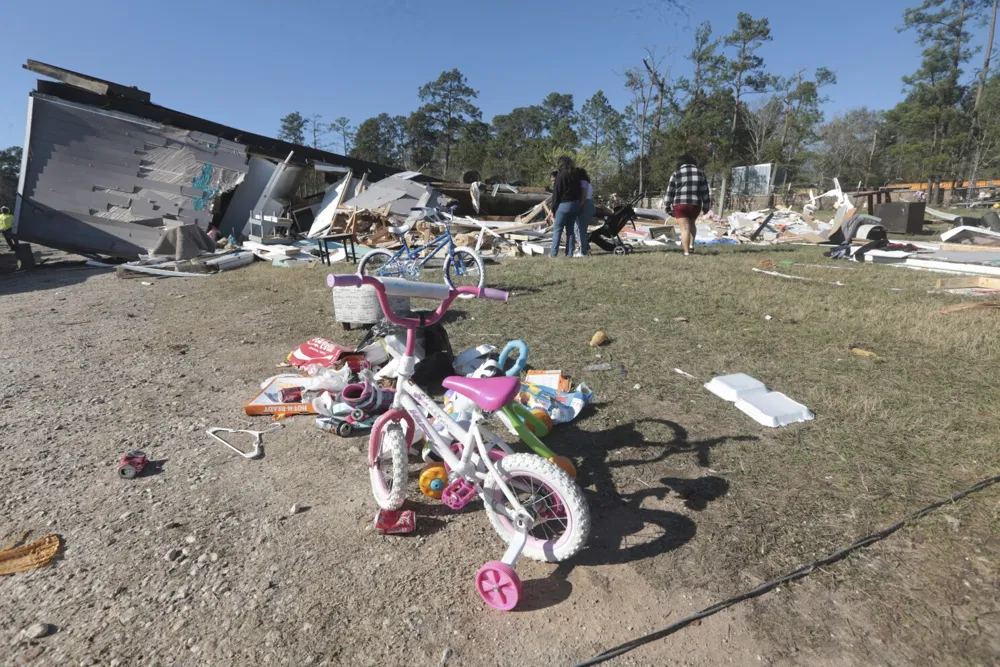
497, 280, 566, 294
552, 417, 756, 569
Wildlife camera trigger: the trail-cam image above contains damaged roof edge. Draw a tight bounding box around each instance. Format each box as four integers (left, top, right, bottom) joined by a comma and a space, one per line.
24, 59, 151, 103
26, 60, 396, 179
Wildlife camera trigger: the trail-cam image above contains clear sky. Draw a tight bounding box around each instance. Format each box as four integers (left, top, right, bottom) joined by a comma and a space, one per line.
0, 0, 990, 151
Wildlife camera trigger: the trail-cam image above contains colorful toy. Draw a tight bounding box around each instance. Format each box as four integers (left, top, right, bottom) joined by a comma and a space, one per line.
520, 380, 593, 425
497, 340, 528, 377
328, 273, 590, 611
315, 410, 377, 438
340, 377, 395, 422
444, 342, 575, 477
499, 403, 576, 478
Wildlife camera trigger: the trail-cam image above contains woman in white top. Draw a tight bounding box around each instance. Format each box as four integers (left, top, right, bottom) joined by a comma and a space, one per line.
575, 169, 594, 257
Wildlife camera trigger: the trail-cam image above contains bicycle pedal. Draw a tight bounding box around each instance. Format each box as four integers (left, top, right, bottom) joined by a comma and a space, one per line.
441, 479, 477, 510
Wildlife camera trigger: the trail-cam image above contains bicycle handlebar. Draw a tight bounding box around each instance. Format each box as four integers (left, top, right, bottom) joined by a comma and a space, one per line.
326, 274, 508, 329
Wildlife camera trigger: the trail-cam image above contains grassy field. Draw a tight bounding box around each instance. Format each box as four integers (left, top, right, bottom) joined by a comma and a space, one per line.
180, 238, 1000, 664
319, 240, 999, 664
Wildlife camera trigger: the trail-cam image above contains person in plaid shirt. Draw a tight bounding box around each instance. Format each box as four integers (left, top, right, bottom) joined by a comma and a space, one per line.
665, 154, 711, 256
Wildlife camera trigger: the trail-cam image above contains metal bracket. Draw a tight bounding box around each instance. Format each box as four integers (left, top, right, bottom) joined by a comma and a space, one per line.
501, 515, 531, 567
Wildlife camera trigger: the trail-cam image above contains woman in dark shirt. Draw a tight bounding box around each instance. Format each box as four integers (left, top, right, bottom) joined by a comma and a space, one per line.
549, 156, 582, 257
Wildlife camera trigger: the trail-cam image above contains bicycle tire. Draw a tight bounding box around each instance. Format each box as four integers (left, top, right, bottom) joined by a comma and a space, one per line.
358, 249, 398, 278
483, 453, 590, 563
443, 247, 485, 296
369, 423, 408, 510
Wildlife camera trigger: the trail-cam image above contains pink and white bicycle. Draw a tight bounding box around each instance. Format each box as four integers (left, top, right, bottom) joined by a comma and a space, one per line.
326, 274, 590, 611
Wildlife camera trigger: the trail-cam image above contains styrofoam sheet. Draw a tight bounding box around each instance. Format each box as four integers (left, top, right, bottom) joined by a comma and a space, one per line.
704, 374, 767, 402
735, 391, 814, 428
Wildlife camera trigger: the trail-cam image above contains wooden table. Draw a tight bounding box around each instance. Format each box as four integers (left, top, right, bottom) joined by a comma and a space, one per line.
850, 189, 893, 215
316, 233, 357, 265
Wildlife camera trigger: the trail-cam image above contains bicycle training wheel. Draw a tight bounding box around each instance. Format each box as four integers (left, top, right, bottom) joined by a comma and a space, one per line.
358, 249, 398, 278
369, 423, 408, 510
443, 248, 485, 297
483, 453, 590, 563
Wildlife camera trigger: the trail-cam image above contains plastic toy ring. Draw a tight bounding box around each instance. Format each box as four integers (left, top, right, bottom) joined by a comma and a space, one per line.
498, 340, 529, 377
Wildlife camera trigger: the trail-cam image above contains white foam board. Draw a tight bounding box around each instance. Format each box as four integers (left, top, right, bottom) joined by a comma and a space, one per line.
703, 374, 768, 403
735, 392, 814, 428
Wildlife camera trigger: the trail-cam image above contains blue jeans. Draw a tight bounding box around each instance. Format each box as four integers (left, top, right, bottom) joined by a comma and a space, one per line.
550, 201, 580, 257
576, 199, 595, 256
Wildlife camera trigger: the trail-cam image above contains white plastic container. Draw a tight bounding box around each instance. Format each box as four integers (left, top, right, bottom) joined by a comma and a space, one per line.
705, 373, 814, 428
703, 373, 768, 402
735, 392, 815, 428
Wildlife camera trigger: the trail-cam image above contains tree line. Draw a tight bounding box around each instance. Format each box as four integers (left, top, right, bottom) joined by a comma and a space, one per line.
1, 3, 989, 210
278, 2, 1000, 204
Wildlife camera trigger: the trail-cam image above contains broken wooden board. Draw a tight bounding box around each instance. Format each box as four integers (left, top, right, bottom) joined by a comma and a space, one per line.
935, 276, 1000, 290
780, 232, 828, 244
939, 301, 1000, 314
116, 264, 209, 278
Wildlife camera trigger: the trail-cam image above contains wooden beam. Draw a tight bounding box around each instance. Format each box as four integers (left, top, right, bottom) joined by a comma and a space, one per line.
940, 301, 1000, 314
25, 60, 108, 96
936, 276, 1000, 289
24, 59, 151, 102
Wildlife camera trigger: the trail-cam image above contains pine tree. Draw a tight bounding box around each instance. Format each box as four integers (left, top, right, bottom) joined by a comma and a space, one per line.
330, 117, 356, 155
417, 69, 482, 177
723, 13, 774, 135
277, 112, 306, 144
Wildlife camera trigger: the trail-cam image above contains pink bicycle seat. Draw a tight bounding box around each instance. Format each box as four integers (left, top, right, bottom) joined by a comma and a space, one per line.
442, 376, 520, 412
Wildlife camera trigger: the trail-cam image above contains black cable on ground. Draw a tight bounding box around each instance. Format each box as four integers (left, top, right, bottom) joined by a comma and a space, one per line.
572, 473, 1000, 667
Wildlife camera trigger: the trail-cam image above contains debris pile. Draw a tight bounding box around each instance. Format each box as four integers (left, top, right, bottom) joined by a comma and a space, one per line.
212, 319, 591, 469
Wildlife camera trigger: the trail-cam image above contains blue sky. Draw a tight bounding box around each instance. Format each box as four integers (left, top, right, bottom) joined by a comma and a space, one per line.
0, 0, 991, 151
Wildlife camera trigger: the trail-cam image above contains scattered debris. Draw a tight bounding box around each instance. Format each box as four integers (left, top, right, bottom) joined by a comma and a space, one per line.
674, 369, 698, 380
0, 534, 61, 576
374, 509, 417, 535
705, 373, 813, 427
582, 363, 614, 373
207, 423, 283, 459
941, 225, 1000, 247
939, 302, 1000, 315
936, 276, 1000, 290
117, 451, 148, 479
849, 346, 884, 362
752, 267, 845, 286
590, 331, 610, 347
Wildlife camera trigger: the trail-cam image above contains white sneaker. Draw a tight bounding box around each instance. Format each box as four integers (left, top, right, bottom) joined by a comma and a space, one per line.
572, 252, 583, 258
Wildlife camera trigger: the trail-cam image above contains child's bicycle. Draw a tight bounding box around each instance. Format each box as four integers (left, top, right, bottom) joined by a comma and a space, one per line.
326, 273, 590, 611
356, 206, 486, 295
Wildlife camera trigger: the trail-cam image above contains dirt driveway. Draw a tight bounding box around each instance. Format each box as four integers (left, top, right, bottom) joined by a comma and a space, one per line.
1, 250, 997, 666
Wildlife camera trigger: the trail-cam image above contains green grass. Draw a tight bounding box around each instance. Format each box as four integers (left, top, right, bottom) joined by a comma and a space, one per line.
199, 247, 1000, 664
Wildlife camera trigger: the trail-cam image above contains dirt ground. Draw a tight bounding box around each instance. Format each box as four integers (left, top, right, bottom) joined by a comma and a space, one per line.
1, 245, 998, 667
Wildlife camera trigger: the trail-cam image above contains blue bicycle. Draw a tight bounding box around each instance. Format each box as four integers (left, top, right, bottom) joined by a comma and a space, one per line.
357, 207, 486, 294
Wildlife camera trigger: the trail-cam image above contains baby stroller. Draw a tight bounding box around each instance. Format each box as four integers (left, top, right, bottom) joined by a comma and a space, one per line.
590, 194, 640, 256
